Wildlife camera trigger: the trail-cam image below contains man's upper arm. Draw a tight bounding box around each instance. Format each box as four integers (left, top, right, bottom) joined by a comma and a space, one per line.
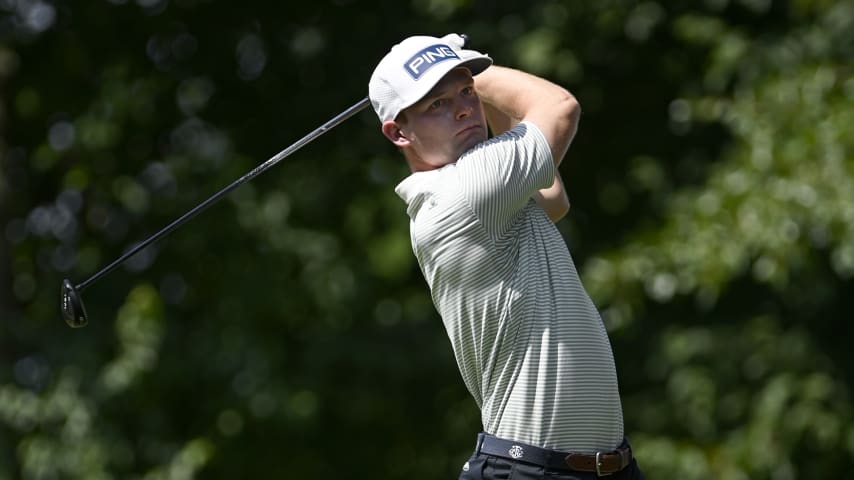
457, 123, 554, 233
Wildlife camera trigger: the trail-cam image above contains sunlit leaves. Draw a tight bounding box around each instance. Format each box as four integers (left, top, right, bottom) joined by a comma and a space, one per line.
411, 0, 470, 21
632, 315, 853, 478
578, 4, 854, 476
146, 30, 198, 72
673, 14, 726, 46
76, 113, 122, 151
585, 58, 854, 320
235, 33, 267, 81
99, 284, 164, 395
169, 118, 232, 169
141, 438, 214, 480
289, 27, 326, 59
1, 372, 114, 478
366, 229, 413, 280
512, 29, 582, 82
176, 77, 216, 116
624, 2, 665, 43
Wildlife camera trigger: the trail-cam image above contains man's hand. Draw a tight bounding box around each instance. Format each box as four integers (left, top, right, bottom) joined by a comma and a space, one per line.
441, 33, 488, 63
440, 33, 467, 49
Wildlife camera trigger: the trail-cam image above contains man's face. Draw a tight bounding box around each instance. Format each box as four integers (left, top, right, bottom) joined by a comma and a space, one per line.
386, 68, 488, 170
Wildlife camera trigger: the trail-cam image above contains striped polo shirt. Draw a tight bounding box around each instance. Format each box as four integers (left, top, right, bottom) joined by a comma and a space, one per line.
395, 121, 624, 453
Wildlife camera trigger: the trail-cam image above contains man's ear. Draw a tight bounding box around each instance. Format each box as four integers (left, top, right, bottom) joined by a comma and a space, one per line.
381, 121, 411, 147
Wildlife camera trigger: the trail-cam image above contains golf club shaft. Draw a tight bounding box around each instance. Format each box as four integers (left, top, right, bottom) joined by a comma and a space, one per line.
76, 97, 371, 292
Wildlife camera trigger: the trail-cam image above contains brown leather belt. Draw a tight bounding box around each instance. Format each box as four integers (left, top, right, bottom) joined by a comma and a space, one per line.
476, 433, 632, 476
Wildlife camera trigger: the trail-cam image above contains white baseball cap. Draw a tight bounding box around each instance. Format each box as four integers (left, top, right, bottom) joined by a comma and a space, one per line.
368, 35, 492, 122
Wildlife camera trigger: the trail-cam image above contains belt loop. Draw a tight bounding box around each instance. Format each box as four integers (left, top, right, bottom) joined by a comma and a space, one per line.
475, 432, 486, 454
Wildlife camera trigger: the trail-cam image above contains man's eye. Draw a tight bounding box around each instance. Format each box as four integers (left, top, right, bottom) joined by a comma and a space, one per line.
461, 86, 474, 96
430, 99, 446, 109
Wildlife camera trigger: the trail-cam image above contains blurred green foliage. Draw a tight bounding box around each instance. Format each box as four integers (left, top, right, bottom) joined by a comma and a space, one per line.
1, 0, 853, 478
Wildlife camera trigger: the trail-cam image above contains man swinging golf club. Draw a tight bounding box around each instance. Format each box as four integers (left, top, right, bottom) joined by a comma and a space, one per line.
369, 34, 645, 479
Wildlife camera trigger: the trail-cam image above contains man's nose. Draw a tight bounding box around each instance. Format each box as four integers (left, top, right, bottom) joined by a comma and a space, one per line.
456, 101, 473, 120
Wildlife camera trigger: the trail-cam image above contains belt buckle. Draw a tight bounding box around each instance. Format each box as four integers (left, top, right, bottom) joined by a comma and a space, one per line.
595, 451, 612, 476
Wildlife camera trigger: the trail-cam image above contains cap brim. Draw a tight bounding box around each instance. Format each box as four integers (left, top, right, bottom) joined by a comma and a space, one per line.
460, 56, 492, 76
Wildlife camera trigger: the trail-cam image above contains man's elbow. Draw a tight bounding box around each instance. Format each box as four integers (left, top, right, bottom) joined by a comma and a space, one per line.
556, 92, 581, 133
548, 196, 571, 223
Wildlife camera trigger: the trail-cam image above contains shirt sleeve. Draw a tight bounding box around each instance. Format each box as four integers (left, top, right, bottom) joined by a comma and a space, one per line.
455, 121, 555, 235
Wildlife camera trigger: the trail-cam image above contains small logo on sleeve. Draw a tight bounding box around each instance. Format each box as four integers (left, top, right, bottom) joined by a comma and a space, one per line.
404, 44, 459, 79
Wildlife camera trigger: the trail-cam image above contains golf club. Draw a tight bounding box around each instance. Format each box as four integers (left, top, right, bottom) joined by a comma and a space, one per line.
61, 34, 473, 328
61, 97, 371, 328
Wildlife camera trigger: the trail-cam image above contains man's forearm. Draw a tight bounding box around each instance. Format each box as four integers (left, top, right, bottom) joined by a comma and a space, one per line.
534, 174, 570, 222
483, 102, 517, 137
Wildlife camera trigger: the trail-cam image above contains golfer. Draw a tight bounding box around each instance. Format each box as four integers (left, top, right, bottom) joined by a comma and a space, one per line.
369, 34, 644, 479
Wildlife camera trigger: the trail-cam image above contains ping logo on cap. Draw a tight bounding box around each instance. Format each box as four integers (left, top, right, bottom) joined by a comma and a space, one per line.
404, 44, 459, 79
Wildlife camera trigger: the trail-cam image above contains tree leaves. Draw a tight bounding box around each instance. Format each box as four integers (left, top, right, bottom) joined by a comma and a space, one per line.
2, 0, 853, 478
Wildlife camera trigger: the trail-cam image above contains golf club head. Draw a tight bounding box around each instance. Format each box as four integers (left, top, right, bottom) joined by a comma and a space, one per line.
61, 279, 88, 328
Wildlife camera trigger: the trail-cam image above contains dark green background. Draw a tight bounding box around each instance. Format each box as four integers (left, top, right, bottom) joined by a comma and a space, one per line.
2, 0, 853, 478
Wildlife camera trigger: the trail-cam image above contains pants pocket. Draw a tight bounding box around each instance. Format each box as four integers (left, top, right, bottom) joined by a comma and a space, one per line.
458, 455, 487, 480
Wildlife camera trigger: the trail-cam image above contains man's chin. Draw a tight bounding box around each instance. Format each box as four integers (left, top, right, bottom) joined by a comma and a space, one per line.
461, 133, 487, 155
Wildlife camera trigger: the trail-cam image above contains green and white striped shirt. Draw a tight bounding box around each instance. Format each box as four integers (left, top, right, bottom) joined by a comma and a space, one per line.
395, 121, 624, 453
